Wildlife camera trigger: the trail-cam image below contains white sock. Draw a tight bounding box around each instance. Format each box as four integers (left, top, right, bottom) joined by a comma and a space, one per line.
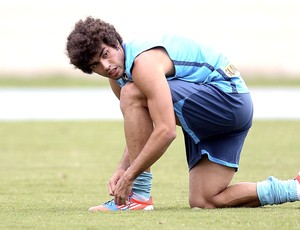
132, 192, 149, 201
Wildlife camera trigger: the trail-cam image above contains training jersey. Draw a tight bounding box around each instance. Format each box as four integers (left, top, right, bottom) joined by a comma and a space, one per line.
117, 34, 249, 94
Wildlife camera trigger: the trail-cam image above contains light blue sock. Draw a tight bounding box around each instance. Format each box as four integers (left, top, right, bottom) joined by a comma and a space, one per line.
132, 171, 152, 200
257, 176, 299, 206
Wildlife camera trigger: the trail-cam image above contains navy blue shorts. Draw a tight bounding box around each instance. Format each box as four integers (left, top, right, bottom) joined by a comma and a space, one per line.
168, 80, 253, 171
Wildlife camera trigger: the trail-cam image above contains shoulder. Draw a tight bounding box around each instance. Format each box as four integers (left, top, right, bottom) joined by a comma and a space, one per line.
123, 34, 191, 64
123, 35, 167, 74
124, 35, 164, 53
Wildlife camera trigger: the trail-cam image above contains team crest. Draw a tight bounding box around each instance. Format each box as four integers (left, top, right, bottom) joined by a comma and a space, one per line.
224, 64, 239, 77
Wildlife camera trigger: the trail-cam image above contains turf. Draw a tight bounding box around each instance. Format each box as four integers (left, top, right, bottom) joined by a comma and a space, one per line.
0, 74, 108, 88
0, 120, 300, 229
0, 74, 300, 88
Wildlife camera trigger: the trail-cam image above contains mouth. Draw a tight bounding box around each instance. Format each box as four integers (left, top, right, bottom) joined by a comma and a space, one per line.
108, 67, 118, 78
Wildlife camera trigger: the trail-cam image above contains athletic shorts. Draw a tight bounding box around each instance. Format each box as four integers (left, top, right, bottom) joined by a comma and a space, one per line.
168, 80, 253, 171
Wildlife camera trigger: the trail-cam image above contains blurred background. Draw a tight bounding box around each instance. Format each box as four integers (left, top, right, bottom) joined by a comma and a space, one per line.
1, 0, 300, 120
1, 2, 300, 228
0, 0, 299, 78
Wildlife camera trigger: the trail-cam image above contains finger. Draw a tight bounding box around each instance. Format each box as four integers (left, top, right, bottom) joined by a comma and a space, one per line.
114, 195, 127, 205
108, 180, 117, 196
114, 196, 121, 205
108, 186, 115, 196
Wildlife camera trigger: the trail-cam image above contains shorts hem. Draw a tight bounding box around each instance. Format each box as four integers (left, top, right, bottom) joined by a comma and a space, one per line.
189, 150, 239, 171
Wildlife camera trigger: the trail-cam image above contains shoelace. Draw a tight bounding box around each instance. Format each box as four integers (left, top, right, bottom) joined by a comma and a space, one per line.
103, 199, 115, 206
103, 198, 132, 210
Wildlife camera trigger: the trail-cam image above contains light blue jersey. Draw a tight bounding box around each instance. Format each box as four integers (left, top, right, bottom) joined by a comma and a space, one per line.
116, 34, 253, 171
117, 34, 249, 94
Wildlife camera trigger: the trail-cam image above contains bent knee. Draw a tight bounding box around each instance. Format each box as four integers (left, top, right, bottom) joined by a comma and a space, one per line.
189, 197, 217, 209
120, 83, 147, 110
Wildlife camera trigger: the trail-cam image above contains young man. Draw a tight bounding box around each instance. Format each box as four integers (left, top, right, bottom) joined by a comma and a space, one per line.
66, 16, 300, 211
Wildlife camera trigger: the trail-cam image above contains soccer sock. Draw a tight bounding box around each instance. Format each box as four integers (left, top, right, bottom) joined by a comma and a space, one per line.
132, 171, 152, 201
257, 176, 299, 206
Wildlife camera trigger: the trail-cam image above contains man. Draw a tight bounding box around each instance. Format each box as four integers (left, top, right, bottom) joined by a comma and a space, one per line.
66, 16, 300, 211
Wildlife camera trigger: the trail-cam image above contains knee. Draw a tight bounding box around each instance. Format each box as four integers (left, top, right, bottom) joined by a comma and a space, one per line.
120, 83, 146, 111
189, 197, 216, 209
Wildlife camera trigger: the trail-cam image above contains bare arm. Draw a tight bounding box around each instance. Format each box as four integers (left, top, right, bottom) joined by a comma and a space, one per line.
109, 79, 121, 99
108, 146, 131, 196
107, 79, 131, 195
119, 48, 177, 186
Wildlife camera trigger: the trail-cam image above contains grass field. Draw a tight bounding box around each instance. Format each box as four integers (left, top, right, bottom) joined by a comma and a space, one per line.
0, 120, 300, 229
0, 74, 300, 88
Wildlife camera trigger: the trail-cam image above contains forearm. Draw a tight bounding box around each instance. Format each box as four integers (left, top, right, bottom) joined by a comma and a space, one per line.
124, 127, 176, 181
116, 146, 131, 171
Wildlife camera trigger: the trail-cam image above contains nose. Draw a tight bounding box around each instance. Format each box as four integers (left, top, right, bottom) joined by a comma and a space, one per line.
100, 59, 111, 71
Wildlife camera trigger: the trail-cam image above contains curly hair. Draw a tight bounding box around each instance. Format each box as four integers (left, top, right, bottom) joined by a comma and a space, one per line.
66, 17, 123, 74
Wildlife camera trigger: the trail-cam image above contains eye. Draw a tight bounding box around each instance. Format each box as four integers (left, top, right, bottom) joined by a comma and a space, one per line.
102, 50, 108, 58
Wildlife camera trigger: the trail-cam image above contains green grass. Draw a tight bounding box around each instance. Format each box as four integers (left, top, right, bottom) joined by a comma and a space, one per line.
244, 75, 300, 87
0, 74, 300, 88
0, 120, 300, 229
0, 74, 109, 88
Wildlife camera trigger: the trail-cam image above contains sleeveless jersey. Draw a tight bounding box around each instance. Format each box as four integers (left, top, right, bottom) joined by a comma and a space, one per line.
117, 34, 249, 94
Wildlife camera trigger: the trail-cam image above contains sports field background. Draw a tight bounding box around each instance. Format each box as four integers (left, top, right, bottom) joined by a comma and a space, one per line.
2, 77, 299, 229
1, 0, 300, 77
1, 0, 300, 229
1, 120, 300, 229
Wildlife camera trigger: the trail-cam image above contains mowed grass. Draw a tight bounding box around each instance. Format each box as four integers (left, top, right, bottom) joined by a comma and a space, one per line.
0, 74, 300, 88
0, 120, 300, 230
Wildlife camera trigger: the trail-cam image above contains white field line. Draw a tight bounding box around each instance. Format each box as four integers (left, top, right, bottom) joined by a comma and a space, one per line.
0, 88, 299, 120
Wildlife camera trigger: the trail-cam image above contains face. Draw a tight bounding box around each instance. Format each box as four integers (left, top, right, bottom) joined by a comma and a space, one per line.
89, 43, 125, 80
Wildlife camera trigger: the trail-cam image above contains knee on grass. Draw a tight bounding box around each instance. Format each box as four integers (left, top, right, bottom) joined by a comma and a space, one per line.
189, 197, 217, 209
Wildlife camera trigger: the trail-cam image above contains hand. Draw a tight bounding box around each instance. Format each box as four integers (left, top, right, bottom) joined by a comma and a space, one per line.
113, 173, 134, 205
108, 168, 126, 196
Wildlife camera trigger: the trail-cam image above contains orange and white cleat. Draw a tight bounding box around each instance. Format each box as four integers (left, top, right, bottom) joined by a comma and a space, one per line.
295, 172, 300, 200
88, 196, 154, 212
295, 172, 300, 184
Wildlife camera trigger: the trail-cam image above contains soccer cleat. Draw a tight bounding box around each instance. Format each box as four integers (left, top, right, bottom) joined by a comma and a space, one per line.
295, 172, 300, 200
88, 196, 154, 212
295, 172, 300, 184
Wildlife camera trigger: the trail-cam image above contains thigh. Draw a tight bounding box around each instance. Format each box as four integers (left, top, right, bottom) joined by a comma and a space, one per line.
189, 155, 235, 207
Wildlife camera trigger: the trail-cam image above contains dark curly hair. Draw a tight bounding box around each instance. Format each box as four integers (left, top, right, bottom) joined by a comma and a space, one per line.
66, 17, 123, 74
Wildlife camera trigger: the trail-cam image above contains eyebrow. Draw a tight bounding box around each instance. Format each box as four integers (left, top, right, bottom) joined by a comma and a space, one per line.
98, 47, 105, 57
88, 47, 105, 68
